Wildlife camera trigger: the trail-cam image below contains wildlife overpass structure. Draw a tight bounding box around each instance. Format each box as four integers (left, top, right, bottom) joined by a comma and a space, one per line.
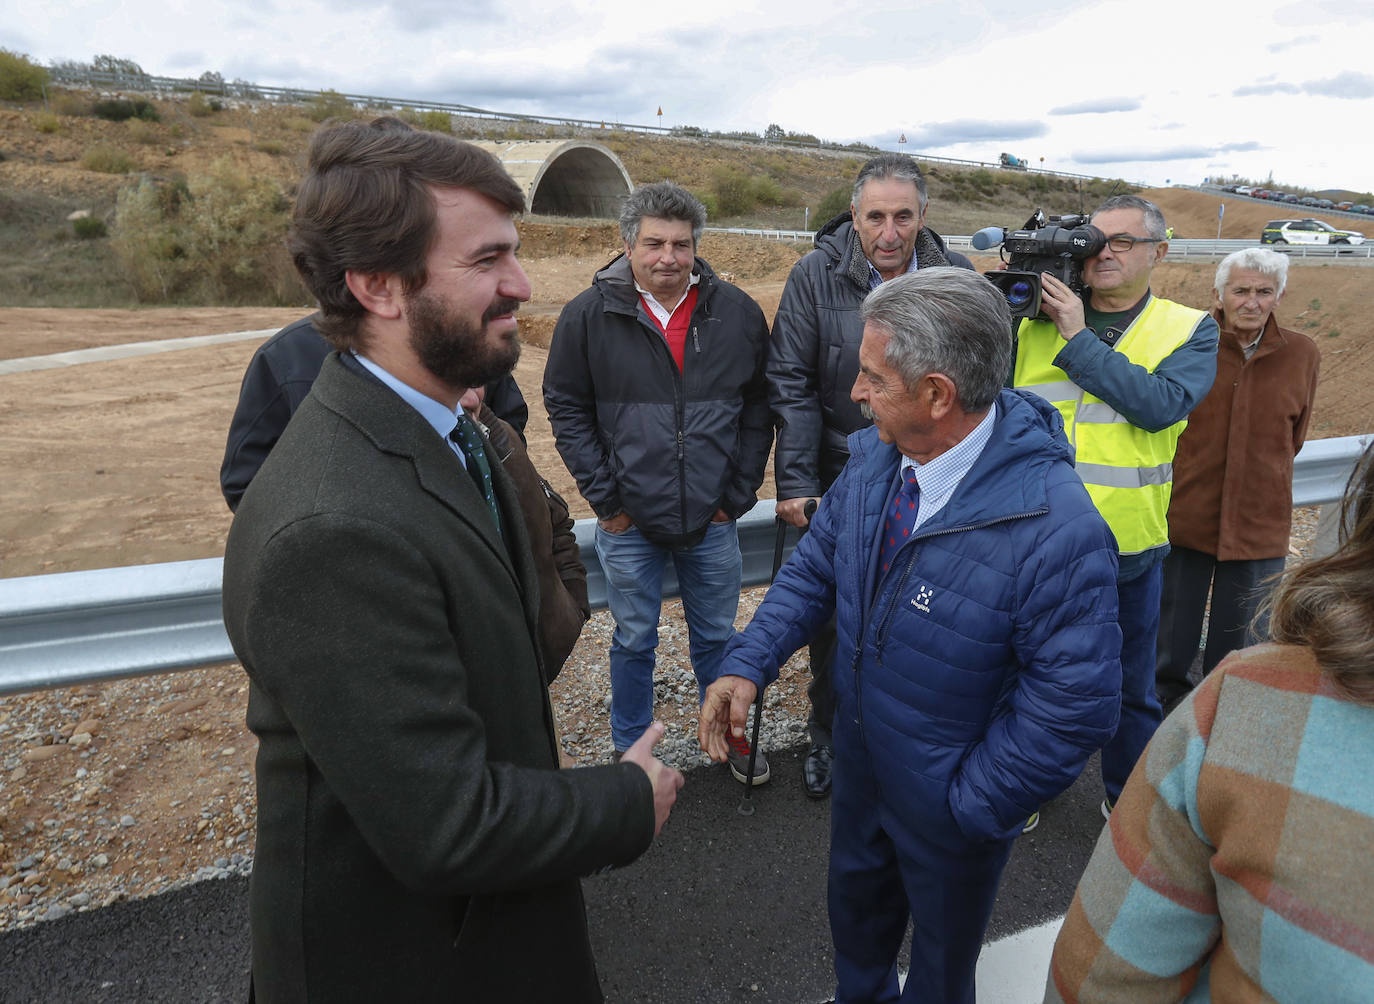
474, 140, 633, 218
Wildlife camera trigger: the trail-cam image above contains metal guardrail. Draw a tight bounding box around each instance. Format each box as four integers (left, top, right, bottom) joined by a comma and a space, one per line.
948, 234, 1374, 261
705, 227, 816, 242
2, 433, 1369, 697
1292, 434, 1373, 506
1166, 239, 1373, 260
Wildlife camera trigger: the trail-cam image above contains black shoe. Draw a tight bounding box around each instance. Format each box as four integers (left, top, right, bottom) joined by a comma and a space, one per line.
803, 743, 833, 799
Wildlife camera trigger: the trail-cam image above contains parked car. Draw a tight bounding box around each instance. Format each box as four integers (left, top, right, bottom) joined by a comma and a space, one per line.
1336, 201, 1354, 210
1261, 218, 1366, 246
1352, 204, 1371, 214
1236, 186, 1255, 195
1252, 189, 1270, 200
1282, 193, 1300, 203
1299, 196, 1319, 206
1314, 199, 1335, 209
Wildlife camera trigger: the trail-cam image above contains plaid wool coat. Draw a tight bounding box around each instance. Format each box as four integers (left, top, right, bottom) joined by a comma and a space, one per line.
1046, 643, 1374, 1002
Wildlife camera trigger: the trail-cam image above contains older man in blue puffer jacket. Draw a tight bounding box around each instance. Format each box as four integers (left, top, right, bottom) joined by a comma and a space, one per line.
700, 268, 1123, 1004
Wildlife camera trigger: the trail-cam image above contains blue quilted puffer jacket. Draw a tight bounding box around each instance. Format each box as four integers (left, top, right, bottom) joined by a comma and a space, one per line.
720, 389, 1122, 849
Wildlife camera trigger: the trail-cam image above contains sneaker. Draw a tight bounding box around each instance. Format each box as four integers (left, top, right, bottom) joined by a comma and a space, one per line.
725, 730, 770, 786
1101, 798, 1114, 821
1022, 811, 1040, 834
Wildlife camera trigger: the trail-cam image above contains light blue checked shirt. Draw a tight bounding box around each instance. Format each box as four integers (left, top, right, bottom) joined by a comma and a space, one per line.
898, 402, 998, 531
866, 248, 921, 290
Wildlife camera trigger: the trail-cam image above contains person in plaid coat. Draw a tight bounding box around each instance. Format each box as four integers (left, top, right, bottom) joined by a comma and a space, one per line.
1047, 444, 1374, 1002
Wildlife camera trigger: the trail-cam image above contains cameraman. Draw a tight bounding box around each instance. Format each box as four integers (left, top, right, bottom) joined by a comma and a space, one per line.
1011, 194, 1218, 824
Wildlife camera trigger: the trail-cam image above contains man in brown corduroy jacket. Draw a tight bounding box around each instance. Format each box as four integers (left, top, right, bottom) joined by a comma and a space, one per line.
1155, 247, 1320, 708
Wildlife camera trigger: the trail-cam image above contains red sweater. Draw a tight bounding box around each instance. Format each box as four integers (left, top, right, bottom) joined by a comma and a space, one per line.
642, 286, 700, 371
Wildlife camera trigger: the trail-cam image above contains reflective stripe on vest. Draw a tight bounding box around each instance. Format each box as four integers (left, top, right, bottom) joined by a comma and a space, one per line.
1013, 295, 1207, 554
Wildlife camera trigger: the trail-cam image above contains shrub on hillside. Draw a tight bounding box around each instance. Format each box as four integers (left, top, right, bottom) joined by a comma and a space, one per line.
112, 160, 306, 305
126, 119, 160, 145
814, 185, 851, 227
81, 145, 136, 174
711, 167, 755, 216
412, 109, 453, 133
72, 216, 107, 239
34, 112, 61, 134
967, 168, 999, 196
51, 91, 88, 117
709, 167, 789, 217
0, 49, 48, 101
188, 91, 219, 117
92, 98, 160, 122
305, 89, 352, 122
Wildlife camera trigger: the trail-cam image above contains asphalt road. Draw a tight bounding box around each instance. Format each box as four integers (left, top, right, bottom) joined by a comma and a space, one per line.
0, 744, 1108, 1004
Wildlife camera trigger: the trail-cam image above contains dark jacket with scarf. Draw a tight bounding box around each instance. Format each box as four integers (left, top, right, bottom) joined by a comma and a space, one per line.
543, 254, 772, 549
769, 213, 974, 497
223, 354, 653, 1003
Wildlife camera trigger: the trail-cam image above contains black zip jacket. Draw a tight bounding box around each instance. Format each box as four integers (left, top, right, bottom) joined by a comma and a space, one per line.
542, 255, 772, 550
768, 214, 973, 497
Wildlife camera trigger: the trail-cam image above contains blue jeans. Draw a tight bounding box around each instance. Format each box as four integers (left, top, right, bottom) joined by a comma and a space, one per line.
595, 520, 742, 751
1100, 560, 1165, 803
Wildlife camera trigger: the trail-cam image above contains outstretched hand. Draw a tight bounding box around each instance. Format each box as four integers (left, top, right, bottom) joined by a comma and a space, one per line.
621, 721, 684, 837
697, 675, 758, 764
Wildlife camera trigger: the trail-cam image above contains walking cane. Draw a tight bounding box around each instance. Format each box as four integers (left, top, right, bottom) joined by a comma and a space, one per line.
738, 498, 817, 816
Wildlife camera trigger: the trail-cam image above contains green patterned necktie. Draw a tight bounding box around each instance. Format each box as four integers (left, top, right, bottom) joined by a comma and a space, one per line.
450, 414, 503, 537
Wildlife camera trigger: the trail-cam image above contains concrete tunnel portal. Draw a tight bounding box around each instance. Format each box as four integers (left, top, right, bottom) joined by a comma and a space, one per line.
474, 140, 633, 219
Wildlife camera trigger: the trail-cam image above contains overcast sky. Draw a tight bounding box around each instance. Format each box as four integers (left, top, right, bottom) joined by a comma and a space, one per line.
6, 0, 1373, 194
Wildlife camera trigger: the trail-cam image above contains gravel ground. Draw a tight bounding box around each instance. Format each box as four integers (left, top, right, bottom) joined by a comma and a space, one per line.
0, 510, 1326, 932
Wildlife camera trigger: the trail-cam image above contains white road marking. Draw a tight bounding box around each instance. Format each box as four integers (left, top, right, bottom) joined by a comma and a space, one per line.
0, 329, 276, 374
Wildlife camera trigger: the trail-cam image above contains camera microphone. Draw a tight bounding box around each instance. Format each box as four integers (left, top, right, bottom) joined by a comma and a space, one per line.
970, 227, 1006, 251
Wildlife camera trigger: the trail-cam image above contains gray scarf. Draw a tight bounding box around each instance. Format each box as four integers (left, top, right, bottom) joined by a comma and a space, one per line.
844, 226, 952, 289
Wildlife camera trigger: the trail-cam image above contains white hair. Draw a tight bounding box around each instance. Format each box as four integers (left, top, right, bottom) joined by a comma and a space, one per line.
1214, 247, 1289, 298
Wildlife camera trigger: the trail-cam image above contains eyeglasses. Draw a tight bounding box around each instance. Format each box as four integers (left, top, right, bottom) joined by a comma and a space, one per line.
1105, 234, 1165, 252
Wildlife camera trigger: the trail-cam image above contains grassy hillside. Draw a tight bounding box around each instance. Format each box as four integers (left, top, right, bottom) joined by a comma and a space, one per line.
0, 91, 1127, 307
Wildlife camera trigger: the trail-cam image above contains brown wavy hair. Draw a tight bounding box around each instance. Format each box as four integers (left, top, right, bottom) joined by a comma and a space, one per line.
288, 117, 525, 350
1268, 442, 1374, 702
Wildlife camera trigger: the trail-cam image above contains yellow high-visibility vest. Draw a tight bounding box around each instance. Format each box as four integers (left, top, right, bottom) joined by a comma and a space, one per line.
1013, 295, 1208, 554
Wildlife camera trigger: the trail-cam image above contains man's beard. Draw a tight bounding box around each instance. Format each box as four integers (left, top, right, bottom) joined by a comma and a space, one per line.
406, 290, 522, 390
858, 402, 876, 422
